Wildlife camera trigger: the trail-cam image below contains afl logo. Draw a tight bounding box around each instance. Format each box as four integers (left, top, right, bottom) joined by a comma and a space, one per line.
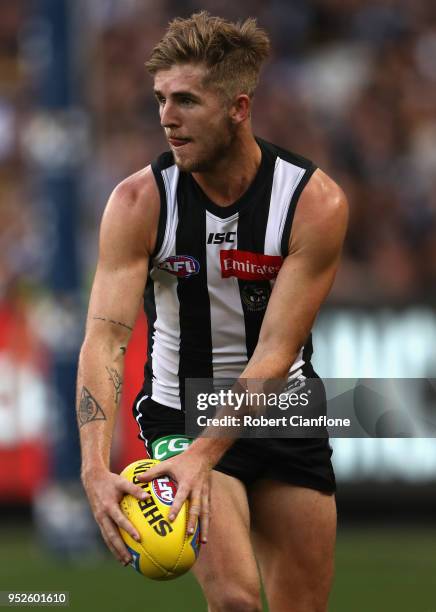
158, 255, 200, 278
152, 476, 178, 506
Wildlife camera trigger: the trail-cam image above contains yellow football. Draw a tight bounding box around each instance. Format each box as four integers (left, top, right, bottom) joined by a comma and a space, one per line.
119, 459, 200, 580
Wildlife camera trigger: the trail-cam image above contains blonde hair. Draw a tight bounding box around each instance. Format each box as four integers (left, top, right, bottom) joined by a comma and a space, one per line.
146, 11, 270, 99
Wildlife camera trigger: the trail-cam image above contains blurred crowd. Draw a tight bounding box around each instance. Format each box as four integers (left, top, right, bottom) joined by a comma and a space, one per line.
1, 0, 436, 305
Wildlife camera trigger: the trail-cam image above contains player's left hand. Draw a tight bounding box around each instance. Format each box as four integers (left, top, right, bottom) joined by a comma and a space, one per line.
136, 448, 212, 544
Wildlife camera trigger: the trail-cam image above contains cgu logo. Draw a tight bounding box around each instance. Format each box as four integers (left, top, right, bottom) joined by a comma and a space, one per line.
152, 476, 178, 506
157, 255, 200, 278
207, 231, 236, 244
154, 437, 191, 460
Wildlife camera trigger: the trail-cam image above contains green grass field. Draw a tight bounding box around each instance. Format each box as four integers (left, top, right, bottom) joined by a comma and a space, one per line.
1, 525, 436, 611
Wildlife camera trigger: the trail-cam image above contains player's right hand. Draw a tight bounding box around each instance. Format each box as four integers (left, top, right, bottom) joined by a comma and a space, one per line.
81, 466, 150, 565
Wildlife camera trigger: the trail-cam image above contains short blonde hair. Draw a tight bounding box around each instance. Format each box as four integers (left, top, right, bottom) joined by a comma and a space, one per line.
146, 11, 270, 99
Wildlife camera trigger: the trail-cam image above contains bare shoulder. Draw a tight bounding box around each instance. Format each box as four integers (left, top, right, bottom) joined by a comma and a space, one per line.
289, 168, 348, 255
100, 165, 160, 258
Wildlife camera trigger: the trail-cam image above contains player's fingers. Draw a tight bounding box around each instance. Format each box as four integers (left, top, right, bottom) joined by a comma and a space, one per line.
100, 515, 132, 565
119, 477, 150, 501
110, 504, 141, 542
100, 515, 130, 560
100, 528, 128, 565
168, 485, 190, 522
187, 488, 202, 536
136, 464, 166, 483
200, 485, 210, 543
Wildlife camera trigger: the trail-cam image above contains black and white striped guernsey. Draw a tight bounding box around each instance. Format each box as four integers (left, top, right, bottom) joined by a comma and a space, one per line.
142, 138, 316, 411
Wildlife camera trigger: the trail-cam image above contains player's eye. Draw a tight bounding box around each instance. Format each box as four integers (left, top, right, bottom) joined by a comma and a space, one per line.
180, 97, 195, 106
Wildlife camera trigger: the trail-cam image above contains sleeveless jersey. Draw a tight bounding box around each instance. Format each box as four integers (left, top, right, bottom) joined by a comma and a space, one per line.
142, 138, 316, 411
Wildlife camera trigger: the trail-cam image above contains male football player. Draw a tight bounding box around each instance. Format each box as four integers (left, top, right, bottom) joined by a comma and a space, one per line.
78, 12, 348, 612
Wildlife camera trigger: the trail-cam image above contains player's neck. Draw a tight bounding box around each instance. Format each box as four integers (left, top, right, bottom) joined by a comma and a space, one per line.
192, 134, 261, 207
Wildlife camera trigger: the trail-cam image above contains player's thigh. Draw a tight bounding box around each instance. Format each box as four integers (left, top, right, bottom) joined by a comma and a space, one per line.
192, 470, 262, 612
249, 481, 336, 612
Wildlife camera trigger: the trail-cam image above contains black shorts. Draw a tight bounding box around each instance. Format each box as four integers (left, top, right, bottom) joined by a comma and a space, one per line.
133, 393, 336, 494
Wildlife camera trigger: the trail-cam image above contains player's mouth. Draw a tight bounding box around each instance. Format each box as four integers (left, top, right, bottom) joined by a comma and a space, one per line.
168, 137, 191, 148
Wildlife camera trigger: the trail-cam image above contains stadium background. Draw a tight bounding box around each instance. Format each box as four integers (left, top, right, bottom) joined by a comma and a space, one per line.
1, 0, 435, 610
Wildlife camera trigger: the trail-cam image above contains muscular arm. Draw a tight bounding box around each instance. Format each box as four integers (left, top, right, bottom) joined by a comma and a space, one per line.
77, 166, 159, 563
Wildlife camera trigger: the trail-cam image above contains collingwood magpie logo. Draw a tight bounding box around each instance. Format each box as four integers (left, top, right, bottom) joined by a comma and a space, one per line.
241, 283, 271, 312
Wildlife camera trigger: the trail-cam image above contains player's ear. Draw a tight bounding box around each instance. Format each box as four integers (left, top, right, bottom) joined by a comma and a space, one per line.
229, 94, 251, 124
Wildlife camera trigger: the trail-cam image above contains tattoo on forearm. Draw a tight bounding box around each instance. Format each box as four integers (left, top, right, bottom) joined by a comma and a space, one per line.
106, 366, 123, 405
92, 316, 133, 331
78, 387, 107, 428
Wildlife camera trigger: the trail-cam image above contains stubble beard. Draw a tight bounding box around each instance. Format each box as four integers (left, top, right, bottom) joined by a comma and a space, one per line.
173, 119, 236, 173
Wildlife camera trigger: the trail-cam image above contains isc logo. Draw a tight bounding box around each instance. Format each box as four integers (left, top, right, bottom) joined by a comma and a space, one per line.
157, 255, 200, 278
207, 232, 236, 244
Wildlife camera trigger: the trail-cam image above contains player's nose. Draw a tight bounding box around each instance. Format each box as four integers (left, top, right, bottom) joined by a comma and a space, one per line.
160, 100, 180, 128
